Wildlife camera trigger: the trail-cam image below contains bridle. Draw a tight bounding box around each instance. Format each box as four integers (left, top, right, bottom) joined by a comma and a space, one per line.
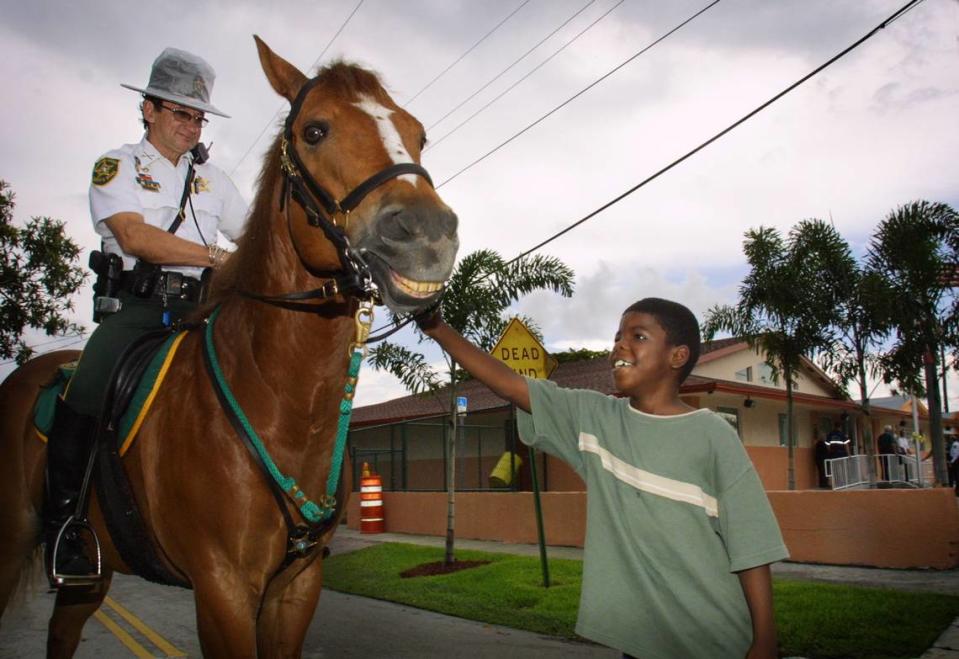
239, 75, 434, 311
204, 73, 438, 567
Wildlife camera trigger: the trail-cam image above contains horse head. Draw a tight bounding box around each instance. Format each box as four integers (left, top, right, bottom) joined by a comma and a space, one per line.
253, 36, 459, 315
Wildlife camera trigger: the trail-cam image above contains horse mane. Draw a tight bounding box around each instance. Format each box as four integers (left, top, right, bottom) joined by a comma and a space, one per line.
201, 60, 391, 312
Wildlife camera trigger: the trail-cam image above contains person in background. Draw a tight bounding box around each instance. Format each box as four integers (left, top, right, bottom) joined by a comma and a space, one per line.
814, 431, 830, 488
877, 425, 898, 481
947, 436, 959, 494
825, 421, 850, 459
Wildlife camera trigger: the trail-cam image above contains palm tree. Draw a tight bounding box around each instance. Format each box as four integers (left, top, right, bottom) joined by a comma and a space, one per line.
813, 229, 896, 484
867, 201, 959, 484
369, 249, 574, 563
702, 221, 844, 489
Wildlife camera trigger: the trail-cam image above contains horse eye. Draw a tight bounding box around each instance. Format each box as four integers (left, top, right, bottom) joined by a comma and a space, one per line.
419, 134, 427, 150
303, 122, 328, 145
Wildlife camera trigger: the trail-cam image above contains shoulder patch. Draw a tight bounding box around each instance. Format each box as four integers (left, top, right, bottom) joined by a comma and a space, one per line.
92, 157, 119, 186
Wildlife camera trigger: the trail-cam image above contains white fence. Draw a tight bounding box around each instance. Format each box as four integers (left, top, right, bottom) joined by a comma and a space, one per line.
825, 454, 935, 490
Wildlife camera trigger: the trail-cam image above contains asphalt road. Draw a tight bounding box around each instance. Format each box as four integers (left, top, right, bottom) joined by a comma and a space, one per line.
0, 561, 615, 658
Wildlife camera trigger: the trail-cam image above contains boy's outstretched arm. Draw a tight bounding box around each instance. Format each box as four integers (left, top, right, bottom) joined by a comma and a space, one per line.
737, 563, 777, 659
418, 314, 531, 413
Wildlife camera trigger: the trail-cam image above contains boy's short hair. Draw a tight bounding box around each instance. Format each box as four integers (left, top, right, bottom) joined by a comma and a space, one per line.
623, 297, 700, 383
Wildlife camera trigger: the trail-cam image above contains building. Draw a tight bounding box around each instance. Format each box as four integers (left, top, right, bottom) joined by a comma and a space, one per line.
345, 340, 958, 568
349, 339, 932, 492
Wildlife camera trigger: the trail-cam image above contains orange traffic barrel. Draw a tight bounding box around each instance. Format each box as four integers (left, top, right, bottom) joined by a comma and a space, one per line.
359, 462, 385, 534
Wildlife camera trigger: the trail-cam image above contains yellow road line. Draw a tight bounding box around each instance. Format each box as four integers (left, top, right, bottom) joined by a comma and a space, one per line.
103, 595, 187, 657
93, 610, 154, 659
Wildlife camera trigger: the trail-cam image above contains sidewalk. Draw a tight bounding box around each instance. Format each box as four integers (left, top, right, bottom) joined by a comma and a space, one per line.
329, 527, 959, 658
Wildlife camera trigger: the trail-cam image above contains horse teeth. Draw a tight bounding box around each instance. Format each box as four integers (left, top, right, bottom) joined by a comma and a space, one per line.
392, 271, 441, 296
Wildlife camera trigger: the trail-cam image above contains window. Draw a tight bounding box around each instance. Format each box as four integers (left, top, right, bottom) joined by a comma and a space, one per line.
758, 363, 775, 385
778, 413, 797, 448
758, 363, 798, 390
717, 407, 742, 439
735, 366, 753, 382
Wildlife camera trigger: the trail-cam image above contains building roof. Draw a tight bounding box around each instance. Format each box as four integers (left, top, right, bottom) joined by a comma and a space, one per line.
351, 355, 614, 427
352, 338, 859, 427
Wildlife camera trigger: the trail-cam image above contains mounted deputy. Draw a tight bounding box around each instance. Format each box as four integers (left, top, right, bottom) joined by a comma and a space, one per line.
46, 47, 248, 584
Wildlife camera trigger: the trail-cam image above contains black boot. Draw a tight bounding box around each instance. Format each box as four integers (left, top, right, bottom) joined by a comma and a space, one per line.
44, 397, 100, 586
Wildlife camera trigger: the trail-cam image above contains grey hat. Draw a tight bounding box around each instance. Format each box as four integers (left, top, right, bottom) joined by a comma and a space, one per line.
121, 47, 229, 118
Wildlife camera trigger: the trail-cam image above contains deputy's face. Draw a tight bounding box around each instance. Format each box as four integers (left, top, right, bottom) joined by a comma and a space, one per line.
143, 100, 204, 163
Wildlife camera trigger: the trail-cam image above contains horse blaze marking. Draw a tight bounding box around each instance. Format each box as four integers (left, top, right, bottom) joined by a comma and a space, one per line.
354, 95, 417, 186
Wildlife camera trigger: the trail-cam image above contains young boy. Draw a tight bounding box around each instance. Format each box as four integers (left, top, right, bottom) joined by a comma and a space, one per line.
419, 297, 788, 658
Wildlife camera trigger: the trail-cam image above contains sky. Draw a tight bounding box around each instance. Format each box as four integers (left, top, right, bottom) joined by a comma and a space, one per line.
2, 0, 958, 408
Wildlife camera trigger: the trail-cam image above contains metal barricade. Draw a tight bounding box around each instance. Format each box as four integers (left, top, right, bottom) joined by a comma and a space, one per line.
868, 454, 934, 488
824, 455, 871, 490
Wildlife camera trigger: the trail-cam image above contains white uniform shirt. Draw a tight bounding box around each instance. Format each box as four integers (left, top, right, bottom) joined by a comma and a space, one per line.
897, 435, 911, 454
89, 136, 248, 279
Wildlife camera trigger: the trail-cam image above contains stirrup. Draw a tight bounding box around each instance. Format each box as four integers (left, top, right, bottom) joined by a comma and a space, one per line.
51, 516, 103, 587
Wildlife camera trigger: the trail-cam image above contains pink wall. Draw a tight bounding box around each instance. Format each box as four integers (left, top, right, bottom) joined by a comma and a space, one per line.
347, 488, 959, 569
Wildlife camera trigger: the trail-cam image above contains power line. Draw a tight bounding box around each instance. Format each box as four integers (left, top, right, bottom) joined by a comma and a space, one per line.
368, 0, 716, 338
425, 0, 624, 153
368, 0, 925, 338
228, 0, 365, 177
502, 0, 925, 267
434, 0, 722, 189
425, 0, 598, 133
402, 0, 532, 107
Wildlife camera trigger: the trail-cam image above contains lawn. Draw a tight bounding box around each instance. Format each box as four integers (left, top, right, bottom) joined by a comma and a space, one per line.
322, 543, 959, 659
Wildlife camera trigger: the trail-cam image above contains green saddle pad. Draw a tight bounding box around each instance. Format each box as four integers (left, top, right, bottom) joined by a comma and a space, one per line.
33, 332, 187, 452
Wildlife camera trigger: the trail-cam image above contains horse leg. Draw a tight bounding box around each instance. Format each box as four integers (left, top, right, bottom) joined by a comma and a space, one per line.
192, 576, 260, 658
46, 569, 113, 659
0, 503, 40, 621
255, 557, 325, 659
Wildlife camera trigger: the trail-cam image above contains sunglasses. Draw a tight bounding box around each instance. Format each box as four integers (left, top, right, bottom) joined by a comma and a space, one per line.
157, 102, 209, 127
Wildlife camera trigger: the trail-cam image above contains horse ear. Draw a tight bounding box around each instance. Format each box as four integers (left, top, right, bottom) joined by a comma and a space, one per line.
254, 35, 308, 102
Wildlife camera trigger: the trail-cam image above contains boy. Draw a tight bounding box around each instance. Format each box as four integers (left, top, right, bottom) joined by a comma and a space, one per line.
419, 297, 788, 658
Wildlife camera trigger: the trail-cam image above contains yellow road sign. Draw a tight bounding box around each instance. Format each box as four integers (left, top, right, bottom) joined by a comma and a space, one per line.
490, 317, 558, 380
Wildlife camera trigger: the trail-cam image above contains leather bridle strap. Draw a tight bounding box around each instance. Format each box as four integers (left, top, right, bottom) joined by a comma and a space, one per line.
278, 75, 433, 294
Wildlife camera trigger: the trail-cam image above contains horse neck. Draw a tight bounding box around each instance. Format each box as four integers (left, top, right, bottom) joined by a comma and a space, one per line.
217, 182, 358, 422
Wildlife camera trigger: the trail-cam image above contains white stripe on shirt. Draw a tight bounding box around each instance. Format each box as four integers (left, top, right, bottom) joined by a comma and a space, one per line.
578, 432, 719, 517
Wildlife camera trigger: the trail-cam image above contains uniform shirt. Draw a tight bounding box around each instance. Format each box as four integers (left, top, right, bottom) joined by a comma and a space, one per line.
517, 379, 788, 659
897, 435, 911, 454
89, 136, 248, 279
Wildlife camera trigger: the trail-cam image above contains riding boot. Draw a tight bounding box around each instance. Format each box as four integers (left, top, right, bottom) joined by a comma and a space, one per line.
43, 396, 99, 585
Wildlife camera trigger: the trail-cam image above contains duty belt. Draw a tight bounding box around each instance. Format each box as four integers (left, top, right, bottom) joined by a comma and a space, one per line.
120, 271, 203, 303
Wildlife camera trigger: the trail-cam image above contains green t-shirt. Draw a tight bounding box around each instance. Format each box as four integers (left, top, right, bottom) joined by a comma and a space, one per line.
517, 379, 789, 659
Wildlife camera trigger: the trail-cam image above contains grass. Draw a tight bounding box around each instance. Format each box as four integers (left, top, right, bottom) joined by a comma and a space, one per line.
323, 542, 959, 659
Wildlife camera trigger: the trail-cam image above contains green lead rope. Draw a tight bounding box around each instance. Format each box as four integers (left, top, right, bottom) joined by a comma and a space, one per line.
205, 306, 361, 523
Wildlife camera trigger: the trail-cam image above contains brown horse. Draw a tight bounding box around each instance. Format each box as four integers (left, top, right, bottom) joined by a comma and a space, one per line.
0, 37, 458, 657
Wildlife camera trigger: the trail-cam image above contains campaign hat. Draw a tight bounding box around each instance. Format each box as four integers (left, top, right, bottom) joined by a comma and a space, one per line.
121, 47, 228, 118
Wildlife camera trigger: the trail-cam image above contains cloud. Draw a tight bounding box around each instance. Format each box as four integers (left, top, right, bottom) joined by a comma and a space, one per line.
2, 0, 958, 410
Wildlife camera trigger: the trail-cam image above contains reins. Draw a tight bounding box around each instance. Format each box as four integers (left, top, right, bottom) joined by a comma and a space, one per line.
201, 302, 373, 562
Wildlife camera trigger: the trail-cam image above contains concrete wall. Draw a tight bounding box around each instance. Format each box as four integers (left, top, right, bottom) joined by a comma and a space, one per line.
347, 488, 959, 569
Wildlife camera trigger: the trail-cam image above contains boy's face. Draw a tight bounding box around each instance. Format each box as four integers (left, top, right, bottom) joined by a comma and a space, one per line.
610, 311, 689, 395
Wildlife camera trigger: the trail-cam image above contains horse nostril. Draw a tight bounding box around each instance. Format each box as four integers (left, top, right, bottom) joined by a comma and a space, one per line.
393, 209, 416, 238
441, 210, 458, 239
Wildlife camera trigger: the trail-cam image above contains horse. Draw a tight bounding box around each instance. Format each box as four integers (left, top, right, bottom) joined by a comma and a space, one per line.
0, 36, 458, 657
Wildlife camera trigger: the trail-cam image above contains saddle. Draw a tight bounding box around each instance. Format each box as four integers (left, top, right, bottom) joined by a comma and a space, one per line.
34, 328, 191, 588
